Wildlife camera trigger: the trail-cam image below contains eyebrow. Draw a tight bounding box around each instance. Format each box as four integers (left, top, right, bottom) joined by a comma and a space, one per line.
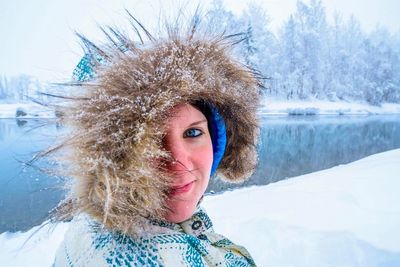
188, 119, 208, 127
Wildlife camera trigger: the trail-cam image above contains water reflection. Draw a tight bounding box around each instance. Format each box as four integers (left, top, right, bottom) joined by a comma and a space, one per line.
16, 119, 28, 127
0, 119, 65, 233
207, 115, 400, 193
1, 115, 400, 232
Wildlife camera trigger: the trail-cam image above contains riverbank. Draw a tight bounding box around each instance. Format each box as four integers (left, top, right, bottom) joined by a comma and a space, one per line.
1, 99, 400, 119
1, 149, 399, 266
259, 98, 400, 115
0, 102, 55, 118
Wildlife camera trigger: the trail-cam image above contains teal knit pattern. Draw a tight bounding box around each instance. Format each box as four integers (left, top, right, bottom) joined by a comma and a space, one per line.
54, 208, 256, 266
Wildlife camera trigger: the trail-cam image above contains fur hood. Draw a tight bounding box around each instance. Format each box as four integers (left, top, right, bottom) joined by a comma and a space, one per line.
58, 17, 262, 235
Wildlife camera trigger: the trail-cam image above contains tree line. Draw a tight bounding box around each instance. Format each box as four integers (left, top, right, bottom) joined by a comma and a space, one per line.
205, 0, 400, 105
2, 0, 399, 105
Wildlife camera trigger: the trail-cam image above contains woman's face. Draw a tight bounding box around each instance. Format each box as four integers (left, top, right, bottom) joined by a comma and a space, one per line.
163, 103, 213, 223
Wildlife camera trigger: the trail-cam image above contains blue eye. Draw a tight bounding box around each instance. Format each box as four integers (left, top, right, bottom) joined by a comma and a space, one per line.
184, 128, 203, 138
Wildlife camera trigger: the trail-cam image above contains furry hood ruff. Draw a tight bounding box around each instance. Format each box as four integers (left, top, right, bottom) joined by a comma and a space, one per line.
58, 18, 262, 235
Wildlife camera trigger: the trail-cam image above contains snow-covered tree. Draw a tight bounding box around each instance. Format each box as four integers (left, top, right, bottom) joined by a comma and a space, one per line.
0, 76, 8, 99
205, 0, 239, 36
237, 2, 277, 92
0, 74, 45, 102
278, 14, 303, 99
328, 15, 367, 101
277, 0, 329, 99
363, 27, 399, 104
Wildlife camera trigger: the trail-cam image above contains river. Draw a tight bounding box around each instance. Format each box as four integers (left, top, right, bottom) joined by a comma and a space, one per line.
1, 115, 400, 232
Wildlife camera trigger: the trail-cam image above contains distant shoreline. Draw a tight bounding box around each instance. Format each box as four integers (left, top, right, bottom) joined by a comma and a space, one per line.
0, 102, 56, 119
1, 100, 400, 119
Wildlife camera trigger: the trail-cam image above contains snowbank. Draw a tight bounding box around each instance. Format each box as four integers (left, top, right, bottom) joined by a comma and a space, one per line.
1, 149, 400, 266
0, 103, 55, 118
259, 99, 400, 116
204, 149, 400, 266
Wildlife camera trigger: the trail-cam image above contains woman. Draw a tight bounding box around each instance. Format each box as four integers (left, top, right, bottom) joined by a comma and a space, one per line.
53, 15, 261, 266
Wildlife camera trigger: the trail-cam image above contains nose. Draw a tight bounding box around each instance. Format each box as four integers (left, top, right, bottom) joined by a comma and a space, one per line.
167, 140, 193, 173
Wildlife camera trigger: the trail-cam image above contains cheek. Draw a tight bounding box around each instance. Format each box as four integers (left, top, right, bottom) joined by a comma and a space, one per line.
195, 143, 213, 173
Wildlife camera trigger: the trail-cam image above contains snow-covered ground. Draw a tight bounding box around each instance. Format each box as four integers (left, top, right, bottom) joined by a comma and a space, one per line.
1, 99, 400, 119
0, 102, 55, 118
1, 149, 399, 267
258, 99, 400, 115
205, 149, 400, 266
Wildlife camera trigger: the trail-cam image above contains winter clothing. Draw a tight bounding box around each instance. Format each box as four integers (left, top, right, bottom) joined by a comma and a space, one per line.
54, 16, 261, 267
55, 208, 255, 266
201, 104, 227, 176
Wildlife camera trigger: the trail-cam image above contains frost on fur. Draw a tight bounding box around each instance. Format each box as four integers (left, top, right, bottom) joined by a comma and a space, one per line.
53, 13, 262, 236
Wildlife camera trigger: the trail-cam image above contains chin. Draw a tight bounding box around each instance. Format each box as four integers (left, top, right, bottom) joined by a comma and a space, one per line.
164, 176, 209, 223
165, 198, 199, 223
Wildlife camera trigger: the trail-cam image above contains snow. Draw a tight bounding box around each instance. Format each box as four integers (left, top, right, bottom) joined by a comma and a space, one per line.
1, 149, 399, 266
0, 222, 69, 267
2, 99, 400, 119
259, 98, 400, 116
0, 102, 55, 118
204, 149, 400, 266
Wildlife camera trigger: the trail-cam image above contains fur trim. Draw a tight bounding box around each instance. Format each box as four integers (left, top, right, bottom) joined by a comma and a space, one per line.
59, 17, 262, 235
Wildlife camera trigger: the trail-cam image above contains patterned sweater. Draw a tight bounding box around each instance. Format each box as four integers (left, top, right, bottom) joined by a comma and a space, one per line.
54, 208, 256, 266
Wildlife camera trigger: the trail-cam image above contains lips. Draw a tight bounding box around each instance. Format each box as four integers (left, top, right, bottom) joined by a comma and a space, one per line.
169, 181, 195, 196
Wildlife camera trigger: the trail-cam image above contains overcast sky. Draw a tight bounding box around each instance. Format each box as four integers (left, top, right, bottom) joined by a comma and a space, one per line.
1, 0, 399, 82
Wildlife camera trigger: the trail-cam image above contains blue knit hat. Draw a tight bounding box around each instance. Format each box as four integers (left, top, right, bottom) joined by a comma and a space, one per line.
192, 102, 227, 176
